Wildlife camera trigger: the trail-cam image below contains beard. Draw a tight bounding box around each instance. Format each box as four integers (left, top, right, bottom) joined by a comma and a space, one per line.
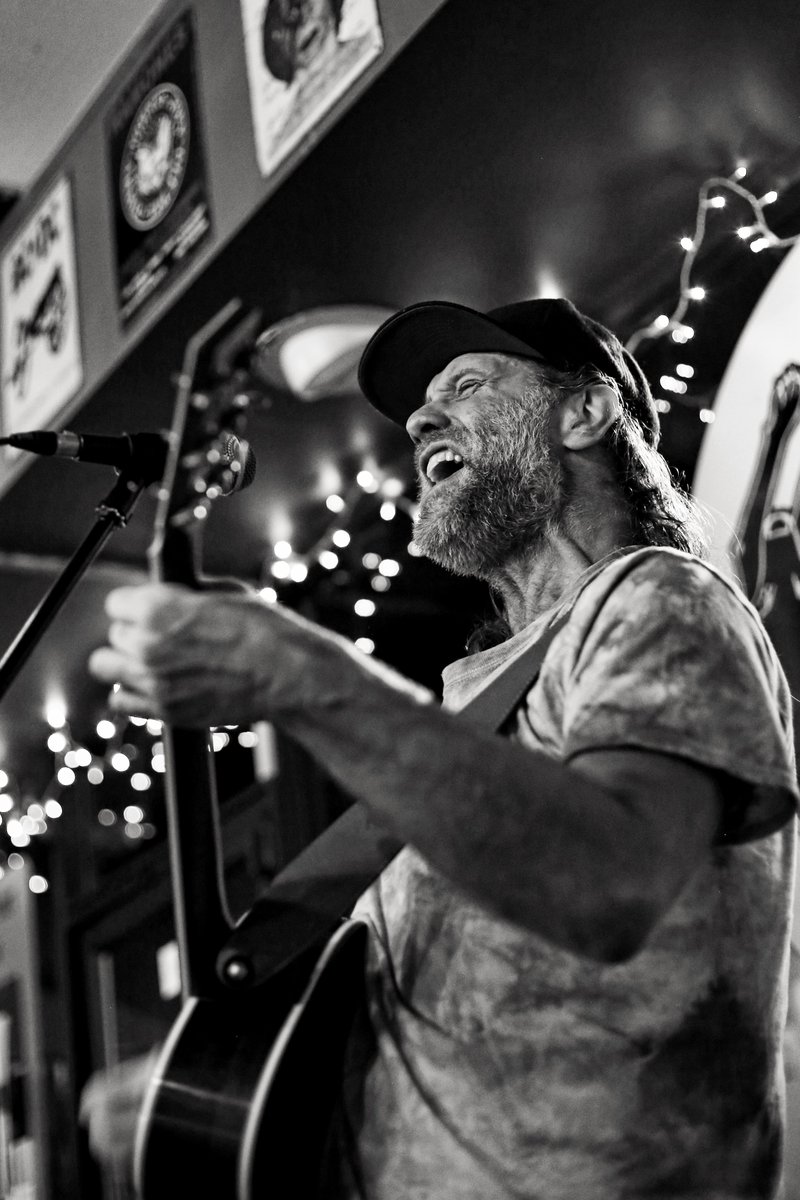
412, 388, 567, 580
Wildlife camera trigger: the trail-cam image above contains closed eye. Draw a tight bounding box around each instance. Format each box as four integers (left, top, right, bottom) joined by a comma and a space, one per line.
455, 377, 482, 395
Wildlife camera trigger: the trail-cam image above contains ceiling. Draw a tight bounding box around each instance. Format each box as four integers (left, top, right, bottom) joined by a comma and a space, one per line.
1, 0, 800, 820
0, 0, 164, 192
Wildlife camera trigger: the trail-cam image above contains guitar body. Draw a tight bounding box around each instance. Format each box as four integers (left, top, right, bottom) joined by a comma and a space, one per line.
135, 918, 368, 1200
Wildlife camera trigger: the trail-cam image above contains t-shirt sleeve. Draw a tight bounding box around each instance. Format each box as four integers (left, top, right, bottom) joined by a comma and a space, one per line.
559, 553, 799, 844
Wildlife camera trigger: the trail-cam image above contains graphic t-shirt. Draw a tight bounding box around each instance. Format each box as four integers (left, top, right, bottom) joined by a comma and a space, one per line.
341, 548, 798, 1200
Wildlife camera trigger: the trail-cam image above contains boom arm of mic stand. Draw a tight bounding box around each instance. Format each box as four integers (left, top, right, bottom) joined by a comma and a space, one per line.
0, 468, 150, 702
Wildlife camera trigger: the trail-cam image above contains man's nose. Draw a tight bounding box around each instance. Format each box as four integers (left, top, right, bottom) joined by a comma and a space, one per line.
406, 399, 450, 443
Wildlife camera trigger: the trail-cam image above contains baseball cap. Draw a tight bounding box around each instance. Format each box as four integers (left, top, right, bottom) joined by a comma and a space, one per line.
358, 298, 659, 447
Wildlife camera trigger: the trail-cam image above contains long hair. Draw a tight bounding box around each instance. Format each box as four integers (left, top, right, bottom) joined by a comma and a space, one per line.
541, 362, 709, 558
467, 362, 709, 652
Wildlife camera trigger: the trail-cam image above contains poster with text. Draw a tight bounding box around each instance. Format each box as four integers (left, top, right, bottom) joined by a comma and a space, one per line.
0, 175, 83, 440
107, 9, 211, 327
241, 0, 383, 178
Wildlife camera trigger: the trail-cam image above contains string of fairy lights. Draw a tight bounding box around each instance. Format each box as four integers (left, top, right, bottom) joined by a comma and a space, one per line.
0, 465, 421, 894
258, 465, 419, 655
624, 164, 800, 425
4, 161, 800, 895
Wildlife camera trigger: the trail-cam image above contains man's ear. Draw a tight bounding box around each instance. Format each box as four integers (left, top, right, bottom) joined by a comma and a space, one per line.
557, 384, 621, 450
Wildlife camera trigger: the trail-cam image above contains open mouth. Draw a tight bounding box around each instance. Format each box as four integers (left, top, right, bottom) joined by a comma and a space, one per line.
422, 447, 465, 486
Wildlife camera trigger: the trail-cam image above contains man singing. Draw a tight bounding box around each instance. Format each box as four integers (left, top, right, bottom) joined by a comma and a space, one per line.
88, 298, 798, 1198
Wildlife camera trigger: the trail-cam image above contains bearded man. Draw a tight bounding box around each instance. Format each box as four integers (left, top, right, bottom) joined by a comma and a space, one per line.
88, 299, 798, 1198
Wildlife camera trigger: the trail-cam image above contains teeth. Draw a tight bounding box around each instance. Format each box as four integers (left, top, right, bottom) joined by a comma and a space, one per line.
425, 448, 463, 483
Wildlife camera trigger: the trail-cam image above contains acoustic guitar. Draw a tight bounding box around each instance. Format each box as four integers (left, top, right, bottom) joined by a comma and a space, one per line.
132, 301, 373, 1200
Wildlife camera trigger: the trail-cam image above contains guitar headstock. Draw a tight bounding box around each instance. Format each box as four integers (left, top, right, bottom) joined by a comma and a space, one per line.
150, 301, 263, 587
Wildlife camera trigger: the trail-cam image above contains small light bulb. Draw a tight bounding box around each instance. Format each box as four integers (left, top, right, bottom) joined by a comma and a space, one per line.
289, 563, 308, 583
686, 286, 706, 301
750, 237, 771, 253
318, 550, 339, 570
675, 364, 695, 379
96, 720, 116, 740
47, 732, 68, 753
708, 195, 726, 208
46, 699, 67, 730
680, 237, 694, 252
259, 586, 278, 603
356, 470, 379, 493
274, 540, 292, 559
332, 530, 351, 548
271, 561, 291, 579
354, 599, 376, 618
699, 408, 716, 424
380, 501, 396, 521
355, 638, 375, 655
736, 226, 755, 240
380, 477, 404, 499
57, 767, 75, 787
761, 190, 778, 205
325, 494, 345, 513
655, 399, 672, 414
733, 164, 748, 180
653, 314, 670, 330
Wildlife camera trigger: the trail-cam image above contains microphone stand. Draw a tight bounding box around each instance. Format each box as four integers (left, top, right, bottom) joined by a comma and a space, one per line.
0, 455, 161, 701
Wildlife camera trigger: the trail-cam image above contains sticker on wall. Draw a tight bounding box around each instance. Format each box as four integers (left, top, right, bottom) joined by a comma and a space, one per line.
0, 175, 83, 439
107, 9, 211, 327
241, 0, 383, 178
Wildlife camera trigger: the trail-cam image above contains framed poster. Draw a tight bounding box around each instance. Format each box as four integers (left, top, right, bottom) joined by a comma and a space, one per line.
0, 175, 83, 439
241, 0, 383, 178
107, 10, 212, 328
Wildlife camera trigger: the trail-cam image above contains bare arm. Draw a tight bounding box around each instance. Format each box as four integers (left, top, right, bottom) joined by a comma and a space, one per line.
90, 585, 723, 963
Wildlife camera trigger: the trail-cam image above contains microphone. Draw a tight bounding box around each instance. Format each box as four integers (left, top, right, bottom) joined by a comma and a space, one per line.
0, 429, 168, 477
0, 429, 256, 492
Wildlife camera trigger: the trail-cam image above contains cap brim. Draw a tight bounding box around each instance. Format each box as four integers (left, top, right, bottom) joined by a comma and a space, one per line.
357, 301, 541, 425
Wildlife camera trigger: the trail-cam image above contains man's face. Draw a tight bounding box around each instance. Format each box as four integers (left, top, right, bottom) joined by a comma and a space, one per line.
407, 352, 567, 579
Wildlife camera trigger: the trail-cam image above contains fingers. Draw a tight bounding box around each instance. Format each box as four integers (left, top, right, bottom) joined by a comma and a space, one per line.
89, 584, 283, 726
104, 583, 190, 628
80, 1051, 158, 1168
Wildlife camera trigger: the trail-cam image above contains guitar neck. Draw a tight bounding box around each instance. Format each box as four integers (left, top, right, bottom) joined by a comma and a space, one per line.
161, 724, 234, 1001
153, 526, 234, 1002
146, 298, 261, 1003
